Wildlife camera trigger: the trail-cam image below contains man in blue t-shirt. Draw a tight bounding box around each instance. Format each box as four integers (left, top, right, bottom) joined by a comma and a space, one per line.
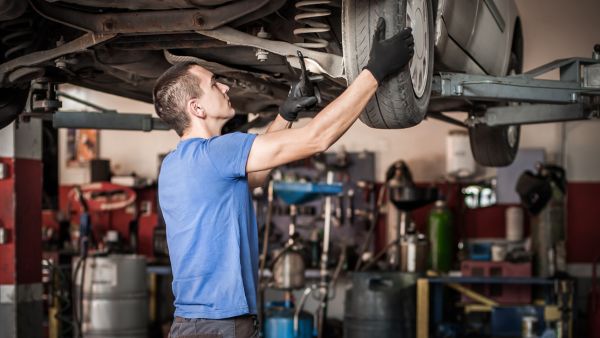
154, 18, 413, 338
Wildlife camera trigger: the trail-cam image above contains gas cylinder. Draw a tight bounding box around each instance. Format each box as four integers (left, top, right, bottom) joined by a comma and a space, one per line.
427, 199, 453, 272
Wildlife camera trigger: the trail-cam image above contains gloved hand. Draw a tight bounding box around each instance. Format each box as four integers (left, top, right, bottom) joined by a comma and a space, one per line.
363, 18, 415, 84
279, 51, 319, 122
279, 82, 318, 122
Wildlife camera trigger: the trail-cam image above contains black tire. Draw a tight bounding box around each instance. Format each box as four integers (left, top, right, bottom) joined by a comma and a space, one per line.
469, 124, 520, 167
469, 31, 523, 167
0, 88, 28, 129
342, 0, 434, 129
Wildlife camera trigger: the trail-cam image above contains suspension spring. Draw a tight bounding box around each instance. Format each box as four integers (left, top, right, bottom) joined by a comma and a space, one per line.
0, 18, 34, 60
294, 0, 332, 50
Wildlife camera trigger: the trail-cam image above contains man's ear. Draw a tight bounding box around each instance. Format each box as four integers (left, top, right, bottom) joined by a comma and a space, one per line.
188, 98, 205, 119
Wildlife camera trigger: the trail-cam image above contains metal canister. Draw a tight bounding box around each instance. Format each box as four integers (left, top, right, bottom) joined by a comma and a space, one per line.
522, 315, 537, 338
400, 233, 428, 273
74, 254, 148, 338
272, 249, 305, 290
531, 169, 566, 277
427, 200, 453, 272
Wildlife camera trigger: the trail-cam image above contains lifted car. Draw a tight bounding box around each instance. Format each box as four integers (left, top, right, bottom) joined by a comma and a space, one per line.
0, 0, 522, 166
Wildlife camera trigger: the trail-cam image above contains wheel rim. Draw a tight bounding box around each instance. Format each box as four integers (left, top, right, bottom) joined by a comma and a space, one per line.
406, 0, 430, 99
507, 125, 518, 148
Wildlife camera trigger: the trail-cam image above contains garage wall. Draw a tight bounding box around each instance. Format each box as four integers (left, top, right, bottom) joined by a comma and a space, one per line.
59, 0, 600, 184
515, 0, 600, 182
58, 86, 178, 184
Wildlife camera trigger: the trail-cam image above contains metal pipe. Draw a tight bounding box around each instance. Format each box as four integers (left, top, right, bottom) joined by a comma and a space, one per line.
325, 245, 347, 301
52, 111, 170, 131
259, 181, 274, 279
57, 91, 114, 113
360, 239, 400, 272
317, 171, 334, 338
355, 184, 386, 271
288, 204, 297, 244
321, 172, 334, 276
427, 112, 467, 128
258, 181, 274, 327
293, 286, 314, 337
330, 246, 346, 289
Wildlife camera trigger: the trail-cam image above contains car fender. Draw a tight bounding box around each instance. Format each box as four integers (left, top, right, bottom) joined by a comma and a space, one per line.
435, 0, 519, 76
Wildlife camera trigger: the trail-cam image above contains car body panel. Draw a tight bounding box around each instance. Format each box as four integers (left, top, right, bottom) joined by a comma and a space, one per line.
435, 0, 519, 76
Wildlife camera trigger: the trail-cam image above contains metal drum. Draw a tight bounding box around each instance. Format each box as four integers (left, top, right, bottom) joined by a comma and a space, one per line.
272, 249, 305, 289
344, 272, 417, 338
75, 254, 148, 338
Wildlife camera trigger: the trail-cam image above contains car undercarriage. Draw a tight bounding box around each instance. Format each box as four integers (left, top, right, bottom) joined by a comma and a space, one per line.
2, 0, 598, 168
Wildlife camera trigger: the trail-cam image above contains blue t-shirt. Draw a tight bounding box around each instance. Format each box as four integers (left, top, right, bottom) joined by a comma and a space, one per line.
158, 132, 258, 319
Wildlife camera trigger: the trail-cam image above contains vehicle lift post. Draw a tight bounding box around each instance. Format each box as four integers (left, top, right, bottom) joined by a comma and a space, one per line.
0, 108, 44, 338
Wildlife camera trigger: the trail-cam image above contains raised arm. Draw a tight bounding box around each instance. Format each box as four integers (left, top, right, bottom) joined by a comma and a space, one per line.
246, 18, 414, 173
246, 70, 378, 172
247, 79, 319, 189
247, 114, 291, 189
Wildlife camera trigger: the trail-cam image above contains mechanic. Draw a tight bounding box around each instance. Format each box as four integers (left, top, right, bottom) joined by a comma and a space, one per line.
153, 18, 414, 338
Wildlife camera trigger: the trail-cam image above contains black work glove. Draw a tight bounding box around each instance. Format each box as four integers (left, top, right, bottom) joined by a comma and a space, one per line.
279, 82, 318, 122
363, 18, 415, 84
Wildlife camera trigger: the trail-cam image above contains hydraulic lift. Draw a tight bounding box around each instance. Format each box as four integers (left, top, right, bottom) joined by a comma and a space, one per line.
16, 46, 600, 133
429, 46, 600, 128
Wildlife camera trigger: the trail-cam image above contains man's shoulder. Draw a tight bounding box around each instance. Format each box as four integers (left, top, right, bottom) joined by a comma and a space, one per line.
160, 140, 204, 171
213, 132, 254, 141
207, 132, 257, 150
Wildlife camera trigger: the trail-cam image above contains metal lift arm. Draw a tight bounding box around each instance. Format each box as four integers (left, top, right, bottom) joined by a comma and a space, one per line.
22, 91, 171, 132
431, 53, 600, 127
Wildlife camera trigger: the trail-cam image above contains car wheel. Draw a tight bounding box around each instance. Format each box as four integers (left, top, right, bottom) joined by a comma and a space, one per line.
342, 0, 434, 129
469, 123, 520, 167
469, 51, 522, 167
0, 88, 29, 129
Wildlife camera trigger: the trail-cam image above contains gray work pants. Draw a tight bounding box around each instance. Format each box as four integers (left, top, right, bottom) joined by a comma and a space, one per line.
169, 315, 259, 338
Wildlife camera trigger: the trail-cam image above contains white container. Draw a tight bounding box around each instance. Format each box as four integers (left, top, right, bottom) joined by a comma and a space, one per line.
491, 244, 507, 261
446, 130, 476, 178
506, 206, 524, 241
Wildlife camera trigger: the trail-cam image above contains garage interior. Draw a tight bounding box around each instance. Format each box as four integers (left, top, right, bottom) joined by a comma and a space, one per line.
1, 0, 600, 337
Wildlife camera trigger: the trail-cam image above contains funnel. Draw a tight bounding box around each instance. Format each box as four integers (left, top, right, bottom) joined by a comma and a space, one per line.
386, 160, 438, 211
273, 182, 343, 205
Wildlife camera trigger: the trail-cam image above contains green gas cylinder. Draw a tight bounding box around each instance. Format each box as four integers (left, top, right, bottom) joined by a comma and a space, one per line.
427, 199, 453, 272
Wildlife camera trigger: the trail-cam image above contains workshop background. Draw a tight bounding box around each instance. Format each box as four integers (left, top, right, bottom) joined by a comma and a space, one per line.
53, 0, 600, 336
59, 0, 600, 262
1, 0, 599, 337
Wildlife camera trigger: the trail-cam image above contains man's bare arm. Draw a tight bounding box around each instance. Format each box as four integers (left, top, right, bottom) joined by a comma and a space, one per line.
247, 115, 292, 189
246, 70, 378, 173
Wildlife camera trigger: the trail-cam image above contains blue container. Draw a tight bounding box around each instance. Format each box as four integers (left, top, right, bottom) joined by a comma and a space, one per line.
264, 305, 313, 338
467, 242, 492, 261
491, 306, 545, 337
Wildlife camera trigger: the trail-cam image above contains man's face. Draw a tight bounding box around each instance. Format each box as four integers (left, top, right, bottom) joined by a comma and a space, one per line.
190, 66, 234, 120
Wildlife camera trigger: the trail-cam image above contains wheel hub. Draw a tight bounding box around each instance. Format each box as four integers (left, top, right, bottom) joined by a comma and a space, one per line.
406, 0, 430, 98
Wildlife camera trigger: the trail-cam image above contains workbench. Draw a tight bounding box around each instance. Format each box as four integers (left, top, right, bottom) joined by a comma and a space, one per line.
417, 276, 574, 338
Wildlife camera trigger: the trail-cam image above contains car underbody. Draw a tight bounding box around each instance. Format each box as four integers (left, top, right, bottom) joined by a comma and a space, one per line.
10, 1, 597, 169
0, 0, 352, 116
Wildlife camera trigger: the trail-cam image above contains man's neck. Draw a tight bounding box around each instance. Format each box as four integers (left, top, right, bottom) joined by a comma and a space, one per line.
181, 119, 226, 140
181, 129, 219, 140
